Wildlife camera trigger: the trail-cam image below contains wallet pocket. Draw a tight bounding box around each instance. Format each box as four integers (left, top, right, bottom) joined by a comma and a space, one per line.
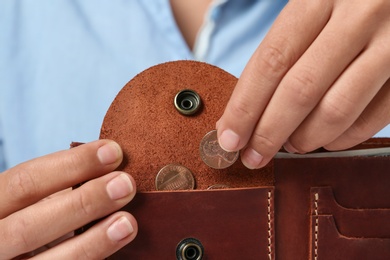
310, 215, 390, 260
311, 187, 390, 238
310, 187, 390, 260
109, 187, 275, 260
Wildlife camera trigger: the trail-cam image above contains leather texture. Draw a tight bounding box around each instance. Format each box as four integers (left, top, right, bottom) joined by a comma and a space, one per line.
310, 186, 390, 260
311, 186, 390, 238
77, 61, 390, 259
274, 156, 390, 260
99, 61, 274, 192
312, 216, 390, 260
110, 188, 275, 259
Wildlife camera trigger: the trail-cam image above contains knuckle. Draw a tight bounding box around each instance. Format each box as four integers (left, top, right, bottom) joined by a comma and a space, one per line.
257, 45, 292, 77
344, 116, 375, 142
73, 189, 96, 217
77, 243, 95, 260
321, 97, 352, 126
290, 67, 316, 88
3, 217, 32, 253
7, 166, 38, 202
251, 131, 279, 155
228, 99, 258, 123
286, 70, 319, 108
290, 139, 316, 154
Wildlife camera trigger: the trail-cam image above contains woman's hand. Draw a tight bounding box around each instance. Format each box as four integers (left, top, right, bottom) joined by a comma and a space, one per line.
217, 0, 390, 169
0, 140, 137, 259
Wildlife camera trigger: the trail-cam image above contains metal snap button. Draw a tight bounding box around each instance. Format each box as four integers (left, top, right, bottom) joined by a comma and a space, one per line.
176, 238, 204, 260
174, 89, 201, 116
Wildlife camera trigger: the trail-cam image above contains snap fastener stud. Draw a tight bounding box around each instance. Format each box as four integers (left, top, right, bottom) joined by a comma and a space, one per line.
176, 238, 204, 260
174, 89, 201, 116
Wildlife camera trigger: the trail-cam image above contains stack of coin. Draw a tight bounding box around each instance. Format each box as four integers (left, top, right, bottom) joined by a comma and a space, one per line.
155, 130, 238, 191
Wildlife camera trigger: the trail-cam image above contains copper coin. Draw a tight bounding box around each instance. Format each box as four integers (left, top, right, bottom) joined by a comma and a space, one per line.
156, 164, 195, 191
207, 184, 230, 190
200, 130, 239, 169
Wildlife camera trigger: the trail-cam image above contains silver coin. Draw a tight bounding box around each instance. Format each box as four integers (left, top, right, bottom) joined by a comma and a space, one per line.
199, 130, 239, 169
207, 184, 230, 190
156, 164, 195, 191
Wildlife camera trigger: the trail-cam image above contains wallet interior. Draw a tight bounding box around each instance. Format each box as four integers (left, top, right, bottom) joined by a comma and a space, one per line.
87, 60, 390, 259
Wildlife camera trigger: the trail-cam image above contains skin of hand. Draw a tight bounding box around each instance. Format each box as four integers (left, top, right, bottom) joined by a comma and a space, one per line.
217, 0, 390, 169
0, 140, 138, 259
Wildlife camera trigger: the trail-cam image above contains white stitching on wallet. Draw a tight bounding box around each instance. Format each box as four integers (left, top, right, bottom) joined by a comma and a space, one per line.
314, 192, 319, 260
268, 191, 272, 260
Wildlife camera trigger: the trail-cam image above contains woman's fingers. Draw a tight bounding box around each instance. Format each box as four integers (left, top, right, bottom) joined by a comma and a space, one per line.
32, 212, 138, 260
0, 171, 137, 259
216, 0, 332, 152
217, 0, 390, 169
0, 140, 123, 218
241, 2, 379, 167
287, 36, 390, 152
325, 78, 390, 150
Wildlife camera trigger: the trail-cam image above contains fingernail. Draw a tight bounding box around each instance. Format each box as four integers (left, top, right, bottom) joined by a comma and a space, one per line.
107, 216, 134, 242
242, 148, 263, 169
97, 142, 121, 165
106, 173, 133, 200
219, 129, 240, 152
283, 141, 298, 154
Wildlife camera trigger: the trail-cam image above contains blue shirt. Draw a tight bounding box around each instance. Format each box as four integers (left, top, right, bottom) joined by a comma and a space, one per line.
0, 0, 388, 172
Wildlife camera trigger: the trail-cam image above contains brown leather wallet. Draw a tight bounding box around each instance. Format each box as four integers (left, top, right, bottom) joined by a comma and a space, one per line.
81, 61, 390, 259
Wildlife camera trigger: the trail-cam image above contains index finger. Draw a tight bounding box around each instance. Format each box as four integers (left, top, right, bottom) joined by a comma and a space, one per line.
216, 1, 332, 152
0, 140, 122, 219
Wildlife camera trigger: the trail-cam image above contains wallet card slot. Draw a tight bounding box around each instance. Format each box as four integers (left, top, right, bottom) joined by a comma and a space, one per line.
311, 187, 390, 238
310, 215, 390, 260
